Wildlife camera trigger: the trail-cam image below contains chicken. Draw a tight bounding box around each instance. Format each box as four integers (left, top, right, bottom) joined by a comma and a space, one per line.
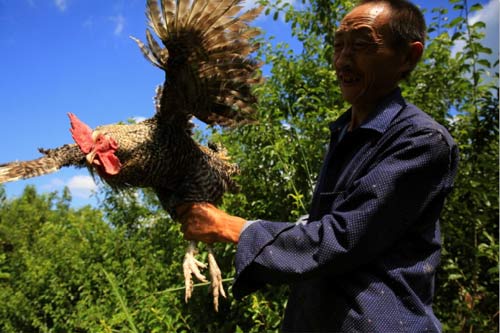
0, 0, 263, 311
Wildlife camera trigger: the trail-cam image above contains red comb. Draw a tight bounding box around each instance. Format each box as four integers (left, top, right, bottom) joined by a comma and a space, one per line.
68, 113, 94, 154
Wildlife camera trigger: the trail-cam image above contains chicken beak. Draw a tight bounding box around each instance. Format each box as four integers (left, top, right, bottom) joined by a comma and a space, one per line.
86, 150, 97, 165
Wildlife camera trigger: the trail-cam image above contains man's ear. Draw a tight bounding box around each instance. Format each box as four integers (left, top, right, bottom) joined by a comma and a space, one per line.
408, 41, 424, 64
401, 41, 424, 74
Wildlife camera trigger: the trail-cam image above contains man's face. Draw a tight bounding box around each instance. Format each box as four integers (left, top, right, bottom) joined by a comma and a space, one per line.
333, 3, 407, 106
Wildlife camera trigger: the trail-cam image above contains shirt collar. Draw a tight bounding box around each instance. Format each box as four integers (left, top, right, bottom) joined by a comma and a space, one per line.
329, 87, 406, 134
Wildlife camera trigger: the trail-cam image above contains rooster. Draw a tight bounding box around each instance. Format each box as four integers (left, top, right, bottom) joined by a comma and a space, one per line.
0, 0, 263, 311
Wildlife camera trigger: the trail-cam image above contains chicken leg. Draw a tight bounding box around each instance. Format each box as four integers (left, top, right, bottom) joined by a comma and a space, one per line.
183, 241, 226, 311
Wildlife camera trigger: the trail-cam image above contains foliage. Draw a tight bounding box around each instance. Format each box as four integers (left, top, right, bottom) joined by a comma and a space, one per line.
0, 0, 497, 332
0, 185, 285, 332
401, 3, 499, 331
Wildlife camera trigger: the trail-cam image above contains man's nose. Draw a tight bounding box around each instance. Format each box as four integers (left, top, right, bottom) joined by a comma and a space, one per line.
334, 45, 354, 68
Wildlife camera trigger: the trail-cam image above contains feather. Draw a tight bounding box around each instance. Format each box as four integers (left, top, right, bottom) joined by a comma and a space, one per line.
216, 4, 242, 22
177, 0, 191, 28
130, 36, 163, 68
154, 85, 164, 113
185, 0, 208, 26
198, 0, 238, 33
146, 29, 168, 66
161, 0, 176, 33
238, 6, 264, 23
0, 160, 58, 183
0, 144, 85, 185
147, 0, 168, 40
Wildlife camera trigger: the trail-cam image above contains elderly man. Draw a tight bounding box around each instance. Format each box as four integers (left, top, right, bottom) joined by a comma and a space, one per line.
178, 0, 458, 331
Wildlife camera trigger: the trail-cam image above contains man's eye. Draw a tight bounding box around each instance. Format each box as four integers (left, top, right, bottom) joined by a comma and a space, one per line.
334, 42, 344, 50
353, 40, 368, 47
353, 39, 376, 48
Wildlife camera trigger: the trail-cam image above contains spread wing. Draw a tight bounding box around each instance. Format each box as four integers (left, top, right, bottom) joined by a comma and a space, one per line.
131, 0, 263, 128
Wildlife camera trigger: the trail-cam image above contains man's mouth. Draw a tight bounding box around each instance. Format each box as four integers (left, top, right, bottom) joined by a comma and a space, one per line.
338, 71, 362, 85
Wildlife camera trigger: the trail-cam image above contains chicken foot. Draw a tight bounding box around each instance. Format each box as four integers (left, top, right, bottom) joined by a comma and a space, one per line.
182, 241, 227, 311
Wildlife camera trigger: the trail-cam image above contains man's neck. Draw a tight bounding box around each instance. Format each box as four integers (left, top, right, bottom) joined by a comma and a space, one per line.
349, 103, 376, 131
348, 87, 400, 131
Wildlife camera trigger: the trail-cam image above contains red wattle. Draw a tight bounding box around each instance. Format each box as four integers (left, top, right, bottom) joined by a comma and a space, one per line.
97, 152, 122, 176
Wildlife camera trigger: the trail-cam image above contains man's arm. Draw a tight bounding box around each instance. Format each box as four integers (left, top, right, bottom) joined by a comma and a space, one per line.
233, 127, 456, 297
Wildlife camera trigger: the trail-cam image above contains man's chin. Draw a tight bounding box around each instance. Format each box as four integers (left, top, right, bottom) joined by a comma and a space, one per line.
340, 88, 365, 105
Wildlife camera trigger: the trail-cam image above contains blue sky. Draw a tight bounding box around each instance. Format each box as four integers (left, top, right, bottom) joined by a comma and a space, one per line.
0, 0, 497, 207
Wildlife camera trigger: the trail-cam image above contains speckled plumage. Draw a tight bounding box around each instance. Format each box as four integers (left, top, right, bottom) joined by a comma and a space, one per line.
84, 118, 240, 214
0, 0, 261, 213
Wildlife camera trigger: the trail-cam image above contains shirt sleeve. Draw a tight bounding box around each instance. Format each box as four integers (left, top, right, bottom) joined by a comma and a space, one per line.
232, 126, 458, 299
239, 220, 259, 236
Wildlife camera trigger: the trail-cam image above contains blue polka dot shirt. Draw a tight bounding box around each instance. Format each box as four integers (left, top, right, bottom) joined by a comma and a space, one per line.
233, 88, 459, 332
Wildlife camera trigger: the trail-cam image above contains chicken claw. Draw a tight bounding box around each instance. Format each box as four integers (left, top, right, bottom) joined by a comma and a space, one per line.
207, 245, 227, 312
183, 241, 207, 303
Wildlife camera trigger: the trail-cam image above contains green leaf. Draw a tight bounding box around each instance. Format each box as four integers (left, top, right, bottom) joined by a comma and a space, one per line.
447, 16, 464, 28
451, 31, 463, 41
469, 3, 484, 13
477, 59, 491, 68
477, 44, 493, 54
472, 21, 486, 29
448, 273, 463, 281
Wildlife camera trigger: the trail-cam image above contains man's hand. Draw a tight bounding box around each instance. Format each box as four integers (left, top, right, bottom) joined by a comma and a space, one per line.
176, 203, 246, 244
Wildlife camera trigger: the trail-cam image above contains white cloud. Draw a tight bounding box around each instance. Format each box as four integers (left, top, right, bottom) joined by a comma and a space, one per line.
67, 175, 97, 198
42, 175, 97, 199
110, 14, 125, 36
42, 178, 65, 190
131, 116, 147, 123
54, 0, 68, 12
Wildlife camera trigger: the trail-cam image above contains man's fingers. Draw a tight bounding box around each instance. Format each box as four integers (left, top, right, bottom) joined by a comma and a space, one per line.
182, 222, 208, 242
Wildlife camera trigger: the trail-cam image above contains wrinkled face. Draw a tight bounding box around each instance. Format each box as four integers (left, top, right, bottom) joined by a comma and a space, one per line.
333, 3, 407, 106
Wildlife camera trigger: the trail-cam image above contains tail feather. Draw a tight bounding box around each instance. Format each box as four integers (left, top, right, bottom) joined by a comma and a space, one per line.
0, 143, 85, 184
131, 0, 263, 127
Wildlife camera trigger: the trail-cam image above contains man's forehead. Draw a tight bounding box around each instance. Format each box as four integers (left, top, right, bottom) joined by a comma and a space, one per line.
337, 3, 390, 32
